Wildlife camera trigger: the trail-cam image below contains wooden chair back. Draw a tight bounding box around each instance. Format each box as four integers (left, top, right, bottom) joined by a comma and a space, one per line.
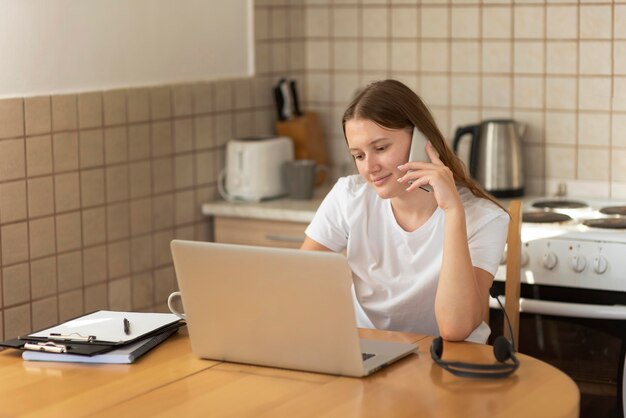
485, 200, 522, 351
504, 200, 522, 350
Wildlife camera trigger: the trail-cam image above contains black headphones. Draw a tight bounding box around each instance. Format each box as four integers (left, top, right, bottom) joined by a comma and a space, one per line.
430, 286, 520, 379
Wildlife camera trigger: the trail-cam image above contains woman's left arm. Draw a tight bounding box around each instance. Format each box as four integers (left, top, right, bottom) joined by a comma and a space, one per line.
435, 208, 493, 341
399, 143, 491, 341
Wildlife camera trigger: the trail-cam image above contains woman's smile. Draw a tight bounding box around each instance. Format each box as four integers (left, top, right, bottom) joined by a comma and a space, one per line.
372, 173, 392, 187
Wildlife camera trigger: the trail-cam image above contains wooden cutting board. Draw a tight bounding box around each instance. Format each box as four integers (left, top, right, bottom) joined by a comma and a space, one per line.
276, 112, 329, 185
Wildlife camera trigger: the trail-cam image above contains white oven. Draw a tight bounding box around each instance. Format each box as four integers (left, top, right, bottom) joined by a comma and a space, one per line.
493, 198, 626, 418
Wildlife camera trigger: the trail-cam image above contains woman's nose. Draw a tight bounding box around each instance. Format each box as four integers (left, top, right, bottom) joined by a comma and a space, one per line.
364, 155, 380, 173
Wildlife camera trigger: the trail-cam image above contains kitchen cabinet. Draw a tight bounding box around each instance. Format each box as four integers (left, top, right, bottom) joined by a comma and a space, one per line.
202, 189, 328, 249
205, 190, 509, 250
214, 216, 307, 249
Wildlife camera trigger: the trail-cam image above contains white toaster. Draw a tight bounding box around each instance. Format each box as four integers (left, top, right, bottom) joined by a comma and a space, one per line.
220, 136, 294, 202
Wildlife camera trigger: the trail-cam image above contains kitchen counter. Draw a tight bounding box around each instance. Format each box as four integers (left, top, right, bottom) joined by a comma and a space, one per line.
200, 188, 525, 226
201, 188, 522, 223
201, 187, 330, 224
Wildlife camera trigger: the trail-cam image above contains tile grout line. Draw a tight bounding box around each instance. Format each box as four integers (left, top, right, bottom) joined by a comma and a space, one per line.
167, 86, 175, 311
542, 0, 548, 195
574, 2, 580, 185
50, 96, 61, 329
76, 95, 87, 316
609, 2, 615, 198
20, 98, 32, 336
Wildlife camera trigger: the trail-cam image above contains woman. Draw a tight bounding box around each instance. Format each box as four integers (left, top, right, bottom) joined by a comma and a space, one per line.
301, 80, 509, 342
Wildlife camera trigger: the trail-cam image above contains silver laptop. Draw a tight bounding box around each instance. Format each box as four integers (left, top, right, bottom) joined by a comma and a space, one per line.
170, 240, 416, 377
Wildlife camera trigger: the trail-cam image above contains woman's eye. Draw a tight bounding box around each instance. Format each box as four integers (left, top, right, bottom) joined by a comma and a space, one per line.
353, 154, 364, 161
375, 146, 387, 152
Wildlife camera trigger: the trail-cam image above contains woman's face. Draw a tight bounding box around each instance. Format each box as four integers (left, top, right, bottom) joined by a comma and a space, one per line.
345, 118, 411, 199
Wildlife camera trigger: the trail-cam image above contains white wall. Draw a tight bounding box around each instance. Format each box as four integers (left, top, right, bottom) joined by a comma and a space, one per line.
0, 0, 252, 98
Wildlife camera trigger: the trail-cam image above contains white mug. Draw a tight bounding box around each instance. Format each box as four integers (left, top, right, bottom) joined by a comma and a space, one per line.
167, 291, 186, 320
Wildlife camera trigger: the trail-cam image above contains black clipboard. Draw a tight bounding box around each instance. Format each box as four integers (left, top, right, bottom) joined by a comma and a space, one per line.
0, 310, 185, 356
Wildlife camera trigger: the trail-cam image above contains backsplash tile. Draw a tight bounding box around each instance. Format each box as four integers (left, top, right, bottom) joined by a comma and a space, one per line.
151, 121, 173, 157
105, 165, 129, 203
85, 283, 108, 312
108, 277, 131, 311
106, 203, 130, 241
1, 223, 29, 266
150, 87, 172, 120
0, 139, 26, 182
58, 289, 83, 322
128, 124, 151, 161
54, 172, 80, 212
25, 135, 53, 177
52, 132, 79, 172
173, 85, 193, 117
127, 88, 150, 123
83, 245, 107, 285
103, 90, 127, 126
51, 95, 77, 132
25, 96, 51, 136
78, 92, 103, 129
82, 207, 106, 246
32, 297, 58, 331
546, 41, 577, 74
30, 256, 57, 299
0, 75, 267, 339
132, 272, 154, 310
29, 217, 56, 259
55, 212, 82, 252
0, 99, 24, 140
79, 129, 105, 168
57, 250, 83, 292
104, 127, 128, 164
107, 240, 131, 279
0, 181, 27, 224
580, 4, 612, 39
80, 169, 105, 207
4, 304, 30, 341
2, 263, 30, 307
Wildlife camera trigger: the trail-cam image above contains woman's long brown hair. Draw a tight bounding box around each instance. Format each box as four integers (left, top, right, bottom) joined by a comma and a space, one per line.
342, 79, 505, 211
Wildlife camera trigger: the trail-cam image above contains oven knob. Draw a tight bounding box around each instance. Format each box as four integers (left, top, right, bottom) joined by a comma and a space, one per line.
593, 255, 608, 275
521, 251, 529, 267
571, 254, 586, 273
542, 251, 558, 270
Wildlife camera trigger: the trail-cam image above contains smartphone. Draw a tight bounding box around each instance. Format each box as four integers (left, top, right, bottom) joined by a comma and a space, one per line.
408, 126, 429, 163
407, 127, 432, 192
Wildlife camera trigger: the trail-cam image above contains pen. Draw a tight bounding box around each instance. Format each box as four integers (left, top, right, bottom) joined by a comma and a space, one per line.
24, 342, 67, 353
49, 332, 96, 342
123, 318, 131, 335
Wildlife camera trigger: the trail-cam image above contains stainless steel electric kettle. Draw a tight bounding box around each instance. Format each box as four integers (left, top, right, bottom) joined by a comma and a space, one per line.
453, 119, 526, 198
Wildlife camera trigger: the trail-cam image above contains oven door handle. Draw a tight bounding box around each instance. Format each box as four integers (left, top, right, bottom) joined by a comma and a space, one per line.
489, 297, 626, 320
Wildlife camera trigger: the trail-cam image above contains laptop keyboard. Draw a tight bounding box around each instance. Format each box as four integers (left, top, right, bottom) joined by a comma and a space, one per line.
362, 352, 375, 361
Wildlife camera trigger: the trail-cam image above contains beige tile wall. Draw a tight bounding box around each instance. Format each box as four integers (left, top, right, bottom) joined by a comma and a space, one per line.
0, 78, 280, 339
256, 0, 626, 198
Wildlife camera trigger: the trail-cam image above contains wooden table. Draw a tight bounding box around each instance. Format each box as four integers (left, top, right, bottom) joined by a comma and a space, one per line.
0, 329, 579, 418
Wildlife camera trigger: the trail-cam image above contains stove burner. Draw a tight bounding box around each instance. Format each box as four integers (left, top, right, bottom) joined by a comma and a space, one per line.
582, 218, 626, 229
531, 200, 589, 210
523, 212, 573, 223
598, 206, 626, 216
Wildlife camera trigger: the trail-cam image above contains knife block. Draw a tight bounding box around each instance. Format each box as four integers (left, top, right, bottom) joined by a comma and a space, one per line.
276, 112, 329, 186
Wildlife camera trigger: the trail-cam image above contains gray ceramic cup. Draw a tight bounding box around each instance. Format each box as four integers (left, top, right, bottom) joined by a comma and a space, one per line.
283, 160, 326, 200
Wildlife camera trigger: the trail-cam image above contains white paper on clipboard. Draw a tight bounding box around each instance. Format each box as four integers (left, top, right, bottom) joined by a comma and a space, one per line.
29, 311, 181, 344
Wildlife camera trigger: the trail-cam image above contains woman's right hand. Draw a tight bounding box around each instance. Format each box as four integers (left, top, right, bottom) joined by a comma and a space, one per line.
397, 142, 463, 213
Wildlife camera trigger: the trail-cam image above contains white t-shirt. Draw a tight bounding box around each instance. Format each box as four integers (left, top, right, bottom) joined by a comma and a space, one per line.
305, 175, 509, 337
